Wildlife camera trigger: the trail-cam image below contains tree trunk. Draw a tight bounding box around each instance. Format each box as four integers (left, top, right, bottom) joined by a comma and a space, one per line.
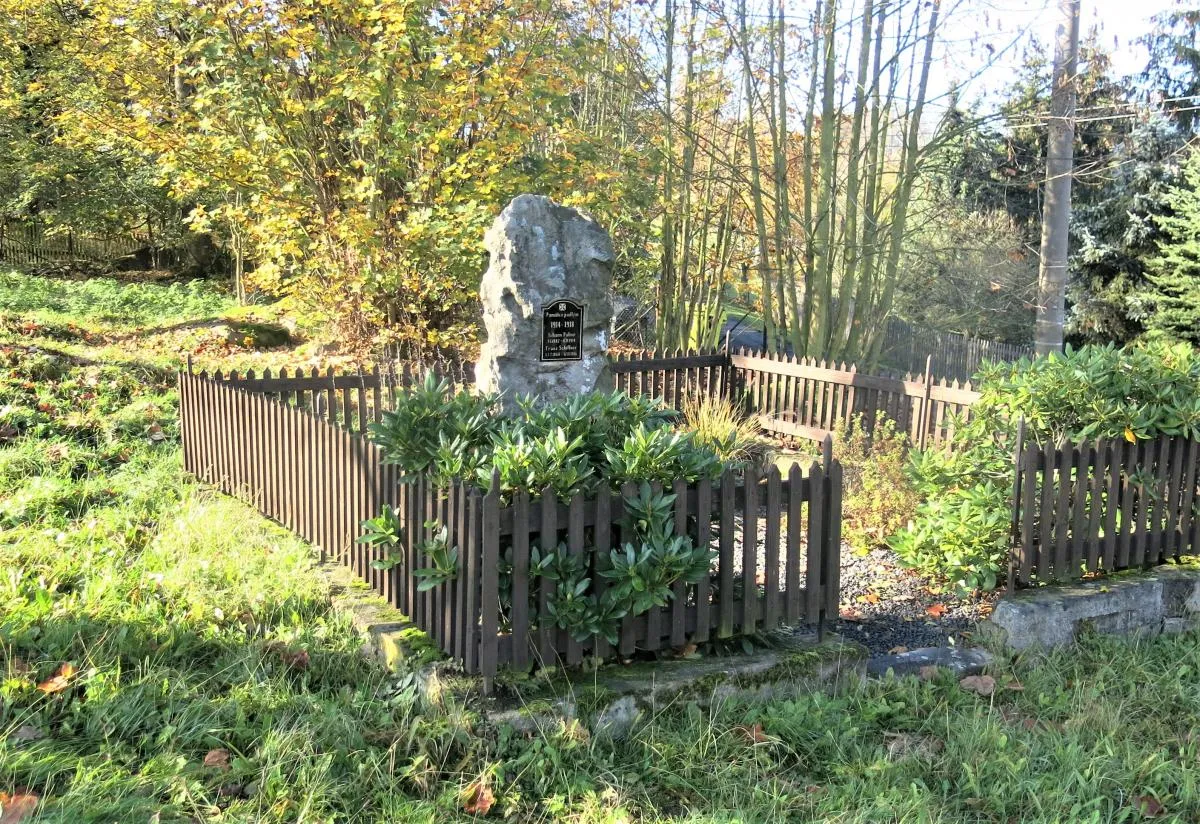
1034, 0, 1080, 356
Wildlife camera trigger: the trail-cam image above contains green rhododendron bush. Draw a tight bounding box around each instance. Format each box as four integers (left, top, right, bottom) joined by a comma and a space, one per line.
891, 342, 1200, 591
361, 375, 767, 646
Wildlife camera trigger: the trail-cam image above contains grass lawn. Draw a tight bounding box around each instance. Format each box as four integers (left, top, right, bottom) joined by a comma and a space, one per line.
4, 271, 1200, 823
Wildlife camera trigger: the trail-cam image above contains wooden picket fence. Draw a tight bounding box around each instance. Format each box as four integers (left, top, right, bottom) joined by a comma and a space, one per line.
1010, 428, 1200, 586
0, 222, 148, 266
610, 348, 731, 411
730, 349, 979, 450
178, 365, 843, 687
213, 348, 974, 449
879, 317, 1032, 381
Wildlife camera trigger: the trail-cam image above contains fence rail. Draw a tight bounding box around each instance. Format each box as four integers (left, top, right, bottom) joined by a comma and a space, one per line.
1010, 429, 1200, 586
730, 349, 979, 450
610, 348, 731, 411
179, 367, 843, 685
206, 348, 977, 450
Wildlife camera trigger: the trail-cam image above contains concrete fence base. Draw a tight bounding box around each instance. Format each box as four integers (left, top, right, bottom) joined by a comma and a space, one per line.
986, 567, 1200, 650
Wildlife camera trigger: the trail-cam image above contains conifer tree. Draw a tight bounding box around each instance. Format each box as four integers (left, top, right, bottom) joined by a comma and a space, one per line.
1143, 148, 1200, 347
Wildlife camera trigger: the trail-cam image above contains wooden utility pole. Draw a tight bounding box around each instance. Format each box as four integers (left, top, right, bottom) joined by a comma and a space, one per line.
1034, 0, 1081, 355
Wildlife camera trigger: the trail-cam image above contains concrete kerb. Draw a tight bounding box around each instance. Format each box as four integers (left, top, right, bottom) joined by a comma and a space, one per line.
984, 566, 1200, 650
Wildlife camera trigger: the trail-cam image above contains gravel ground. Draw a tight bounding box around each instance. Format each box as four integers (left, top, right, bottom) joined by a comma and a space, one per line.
831, 546, 999, 653
719, 513, 999, 654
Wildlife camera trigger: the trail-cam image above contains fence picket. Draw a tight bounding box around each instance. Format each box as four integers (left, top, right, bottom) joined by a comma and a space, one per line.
670, 478, 689, 648
764, 468, 781, 631
593, 487, 613, 659
741, 468, 760, 635
1085, 438, 1106, 572
567, 493, 586, 665
785, 464, 803, 623
511, 491, 531, 669
1069, 441, 1091, 573
806, 462, 825, 625
464, 490, 481, 674
1180, 441, 1200, 558
718, 471, 736, 638
540, 485, 559, 664
694, 479, 713, 643
825, 461, 843, 621
480, 477, 500, 683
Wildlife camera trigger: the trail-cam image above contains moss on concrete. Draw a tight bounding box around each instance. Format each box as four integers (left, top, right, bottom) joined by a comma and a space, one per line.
481, 636, 868, 738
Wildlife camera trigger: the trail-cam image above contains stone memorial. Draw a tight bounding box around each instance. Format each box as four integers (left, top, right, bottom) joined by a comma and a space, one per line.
475, 194, 614, 409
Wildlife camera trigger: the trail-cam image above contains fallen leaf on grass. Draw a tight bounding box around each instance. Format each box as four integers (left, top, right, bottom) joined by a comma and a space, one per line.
203, 749, 231, 770
859, 592, 880, 604
0, 792, 39, 824
462, 780, 495, 815
1133, 795, 1165, 818
733, 723, 770, 745
885, 732, 944, 760
37, 663, 76, 694
925, 603, 947, 618
959, 675, 996, 696
918, 665, 941, 681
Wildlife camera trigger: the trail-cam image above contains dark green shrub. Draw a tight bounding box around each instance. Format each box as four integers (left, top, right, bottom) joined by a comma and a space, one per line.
364, 377, 728, 646
891, 341, 1200, 591
486, 427, 595, 498
514, 391, 671, 465
604, 424, 723, 487
368, 375, 723, 498
367, 373, 498, 484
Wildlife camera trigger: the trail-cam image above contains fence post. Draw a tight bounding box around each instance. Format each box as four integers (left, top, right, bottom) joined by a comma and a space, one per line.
918, 354, 934, 450
479, 470, 501, 694
1007, 417, 1026, 593
721, 330, 733, 403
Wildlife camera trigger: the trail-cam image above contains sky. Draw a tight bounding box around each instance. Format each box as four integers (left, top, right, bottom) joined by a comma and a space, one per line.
943, 0, 1179, 106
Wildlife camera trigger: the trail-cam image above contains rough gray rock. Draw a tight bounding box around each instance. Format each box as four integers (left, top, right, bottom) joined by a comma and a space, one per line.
985, 567, 1200, 650
475, 195, 614, 410
867, 646, 994, 678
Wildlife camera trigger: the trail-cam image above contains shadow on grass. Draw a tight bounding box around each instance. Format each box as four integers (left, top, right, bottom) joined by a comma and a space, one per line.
1, 600, 430, 821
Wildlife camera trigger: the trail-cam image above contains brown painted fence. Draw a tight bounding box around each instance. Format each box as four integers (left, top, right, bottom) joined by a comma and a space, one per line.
0, 222, 148, 266
1010, 430, 1200, 586
729, 349, 979, 449
179, 367, 843, 687
879, 317, 1032, 381
610, 348, 732, 411
207, 348, 973, 449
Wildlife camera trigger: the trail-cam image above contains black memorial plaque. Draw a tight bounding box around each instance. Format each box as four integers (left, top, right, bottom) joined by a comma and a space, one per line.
540, 300, 584, 361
